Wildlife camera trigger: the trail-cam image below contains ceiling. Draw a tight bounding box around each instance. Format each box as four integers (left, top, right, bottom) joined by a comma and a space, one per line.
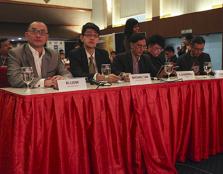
0, 1, 92, 40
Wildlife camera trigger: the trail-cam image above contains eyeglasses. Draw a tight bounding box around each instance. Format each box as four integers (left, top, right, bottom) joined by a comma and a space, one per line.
28, 29, 48, 36
84, 33, 99, 38
136, 44, 147, 49
192, 47, 204, 52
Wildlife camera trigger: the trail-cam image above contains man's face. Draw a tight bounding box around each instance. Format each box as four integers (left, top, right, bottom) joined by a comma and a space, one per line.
148, 44, 163, 57
191, 43, 204, 57
81, 29, 99, 49
165, 51, 174, 59
0, 40, 11, 55
25, 22, 48, 49
131, 39, 147, 57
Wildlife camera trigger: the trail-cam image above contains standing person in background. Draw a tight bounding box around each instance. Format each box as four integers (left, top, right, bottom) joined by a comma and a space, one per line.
177, 33, 193, 56
109, 51, 116, 63
0, 38, 12, 66
123, 18, 140, 51
7, 21, 72, 88
69, 22, 120, 83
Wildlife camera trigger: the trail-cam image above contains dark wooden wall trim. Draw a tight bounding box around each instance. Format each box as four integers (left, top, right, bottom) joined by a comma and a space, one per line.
101, 8, 223, 38
0, 0, 92, 11
101, 8, 223, 68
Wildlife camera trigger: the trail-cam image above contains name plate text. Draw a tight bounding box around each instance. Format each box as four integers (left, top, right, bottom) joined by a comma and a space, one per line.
57, 78, 87, 91
176, 71, 195, 81
129, 73, 152, 85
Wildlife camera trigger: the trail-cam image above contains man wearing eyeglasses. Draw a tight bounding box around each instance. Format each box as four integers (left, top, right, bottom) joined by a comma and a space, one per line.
69, 22, 120, 83
177, 36, 212, 75
7, 21, 72, 88
112, 33, 156, 81
146, 35, 166, 77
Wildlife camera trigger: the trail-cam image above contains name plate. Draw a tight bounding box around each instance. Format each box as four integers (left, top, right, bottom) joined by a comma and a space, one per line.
176, 71, 195, 81
214, 70, 223, 78
129, 73, 152, 85
57, 78, 87, 91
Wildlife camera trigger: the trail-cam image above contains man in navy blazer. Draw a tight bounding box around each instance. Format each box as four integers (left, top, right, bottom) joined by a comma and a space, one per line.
69, 22, 120, 82
112, 33, 156, 79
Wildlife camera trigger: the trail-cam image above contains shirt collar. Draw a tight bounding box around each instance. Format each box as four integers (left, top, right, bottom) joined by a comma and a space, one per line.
85, 49, 95, 60
131, 51, 140, 62
28, 44, 45, 58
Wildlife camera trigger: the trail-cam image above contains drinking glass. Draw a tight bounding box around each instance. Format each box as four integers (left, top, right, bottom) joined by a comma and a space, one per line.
21, 67, 34, 88
203, 62, 212, 77
101, 64, 111, 80
164, 62, 173, 81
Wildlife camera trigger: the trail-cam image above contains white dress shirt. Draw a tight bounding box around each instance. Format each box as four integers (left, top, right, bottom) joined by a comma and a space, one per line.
28, 44, 45, 87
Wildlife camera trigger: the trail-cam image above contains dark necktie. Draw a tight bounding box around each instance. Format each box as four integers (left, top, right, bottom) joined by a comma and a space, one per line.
89, 56, 96, 74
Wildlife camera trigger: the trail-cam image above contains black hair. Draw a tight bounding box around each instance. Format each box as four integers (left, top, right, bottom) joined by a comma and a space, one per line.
124, 18, 139, 39
81, 22, 100, 35
165, 46, 175, 52
129, 33, 146, 43
182, 33, 193, 42
0, 38, 8, 48
191, 36, 205, 46
147, 35, 165, 48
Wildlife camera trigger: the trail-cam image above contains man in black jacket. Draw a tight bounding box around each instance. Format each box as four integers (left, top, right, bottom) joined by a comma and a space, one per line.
69, 22, 119, 82
112, 33, 156, 79
177, 36, 211, 75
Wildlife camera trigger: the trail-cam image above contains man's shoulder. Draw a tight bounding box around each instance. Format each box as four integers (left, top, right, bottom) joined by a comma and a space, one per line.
116, 51, 130, 59
201, 52, 210, 58
95, 48, 109, 55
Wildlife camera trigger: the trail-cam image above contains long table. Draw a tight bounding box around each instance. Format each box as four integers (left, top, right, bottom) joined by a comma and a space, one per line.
1, 79, 223, 174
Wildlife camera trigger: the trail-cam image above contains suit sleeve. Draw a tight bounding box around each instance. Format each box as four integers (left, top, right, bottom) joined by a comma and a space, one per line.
7, 50, 41, 88
112, 55, 123, 75
55, 54, 72, 79
69, 50, 88, 77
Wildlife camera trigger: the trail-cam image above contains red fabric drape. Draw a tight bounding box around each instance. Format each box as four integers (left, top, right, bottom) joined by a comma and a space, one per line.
1, 79, 223, 174
0, 66, 10, 88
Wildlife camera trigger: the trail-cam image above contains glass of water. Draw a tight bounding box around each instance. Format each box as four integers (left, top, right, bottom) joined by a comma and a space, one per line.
101, 64, 111, 80
21, 67, 34, 88
164, 62, 173, 81
203, 62, 212, 77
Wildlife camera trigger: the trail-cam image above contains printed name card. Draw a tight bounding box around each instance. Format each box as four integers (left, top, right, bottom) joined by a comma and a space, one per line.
214, 70, 223, 78
176, 71, 195, 81
129, 73, 152, 85
57, 78, 87, 91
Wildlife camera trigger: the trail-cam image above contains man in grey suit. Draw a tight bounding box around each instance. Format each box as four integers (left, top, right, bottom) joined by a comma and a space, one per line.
7, 21, 72, 88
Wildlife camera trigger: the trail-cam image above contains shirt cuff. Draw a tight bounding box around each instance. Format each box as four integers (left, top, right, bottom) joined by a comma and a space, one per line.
93, 73, 98, 81
34, 79, 45, 88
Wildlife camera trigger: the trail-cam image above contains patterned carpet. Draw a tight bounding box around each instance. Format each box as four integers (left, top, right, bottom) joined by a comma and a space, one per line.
176, 153, 223, 174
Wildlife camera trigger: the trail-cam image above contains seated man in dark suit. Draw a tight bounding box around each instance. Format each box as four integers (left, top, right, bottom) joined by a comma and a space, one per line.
7, 21, 72, 88
112, 33, 156, 80
146, 35, 165, 77
69, 22, 120, 83
177, 36, 212, 75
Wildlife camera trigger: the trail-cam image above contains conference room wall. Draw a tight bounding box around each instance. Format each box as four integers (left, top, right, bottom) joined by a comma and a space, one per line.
101, 8, 223, 68
165, 33, 223, 70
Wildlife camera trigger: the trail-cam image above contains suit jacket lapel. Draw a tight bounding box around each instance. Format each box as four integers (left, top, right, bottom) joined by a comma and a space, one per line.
41, 51, 51, 78
127, 52, 133, 74
24, 44, 38, 77
81, 47, 89, 73
95, 49, 101, 72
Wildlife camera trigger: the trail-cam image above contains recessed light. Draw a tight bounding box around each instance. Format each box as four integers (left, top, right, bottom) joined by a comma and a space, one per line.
18, 38, 22, 40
